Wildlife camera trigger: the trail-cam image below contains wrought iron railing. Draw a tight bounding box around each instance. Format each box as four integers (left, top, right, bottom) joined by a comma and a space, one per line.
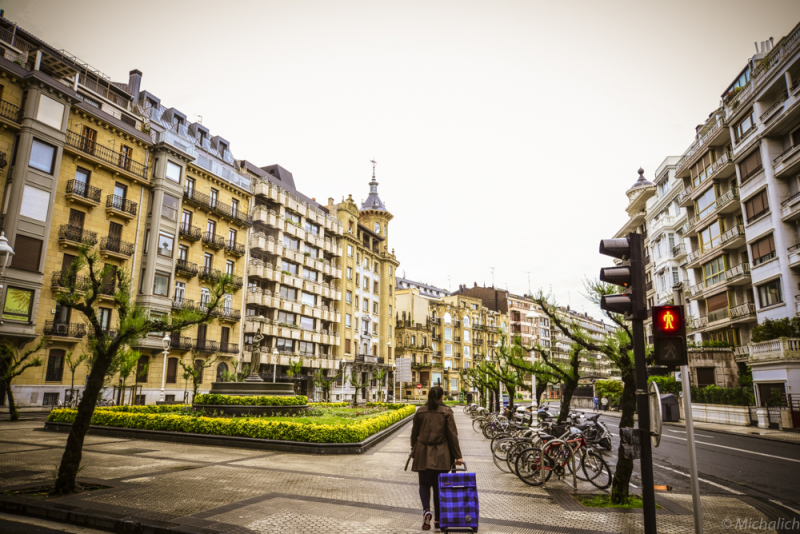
66, 180, 101, 203
175, 259, 198, 276
202, 232, 224, 249
179, 222, 201, 240
170, 336, 194, 351
100, 237, 134, 257
199, 267, 220, 281
44, 321, 87, 338
106, 195, 137, 216
58, 225, 98, 246
0, 99, 21, 122
215, 308, 241, 321
172, 298, 195, 311
183, 187, 212, 208
219, 342, 240, 354
65, 130, 147, 180
225, 240, 245, 255
51, 271, 86, 290
195, 339, 218, 352
672, 243, 686, 257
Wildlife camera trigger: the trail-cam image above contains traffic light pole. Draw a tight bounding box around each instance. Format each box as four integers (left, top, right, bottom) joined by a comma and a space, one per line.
632, 316, 658, 534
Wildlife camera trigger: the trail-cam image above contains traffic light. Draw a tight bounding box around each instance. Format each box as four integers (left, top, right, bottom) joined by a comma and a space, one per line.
598, 233, 646, 319
652, 305, 688, 366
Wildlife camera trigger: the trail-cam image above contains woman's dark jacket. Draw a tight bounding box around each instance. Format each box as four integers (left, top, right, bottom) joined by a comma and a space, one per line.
410, 403, 462, 472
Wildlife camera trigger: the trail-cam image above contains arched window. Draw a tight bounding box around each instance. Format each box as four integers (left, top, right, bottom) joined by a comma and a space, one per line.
463, 316, 470, 327
444, 312, 452, 325
216, 362, 228, 382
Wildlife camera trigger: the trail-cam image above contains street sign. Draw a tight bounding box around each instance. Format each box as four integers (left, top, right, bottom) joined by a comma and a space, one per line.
396, 357, 412, 382
649, 380, 662, 448
652, 305, 688, 366
417, 383, 421, 391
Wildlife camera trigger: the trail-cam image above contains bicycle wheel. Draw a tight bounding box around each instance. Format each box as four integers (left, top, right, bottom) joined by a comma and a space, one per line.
492, 437, 514, 473
515, 447, 552, 486
563, 447, 590, 481
472, 417, 486, 433
508, 439, 536, 474
582, 449, 613, 489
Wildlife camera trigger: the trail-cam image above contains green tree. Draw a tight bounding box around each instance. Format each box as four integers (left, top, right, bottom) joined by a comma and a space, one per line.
595, 379, 624, 407
348, 370, 369, 405
501, 335, 564, 408
647, 375, 679, 396
751, 317, 800, 342
312, 368, 341, 401
0, 337, 45, 420
372, 369, 387, 402
116, 349, 145, 405
52, 243, 236, 494
178, 352, 218, 403
64, 351, 89, 404
221, 363, 249, 383
286, 358, 304, 394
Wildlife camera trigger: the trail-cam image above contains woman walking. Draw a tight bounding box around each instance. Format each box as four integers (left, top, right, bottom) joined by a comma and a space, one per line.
410, 386, 463, 532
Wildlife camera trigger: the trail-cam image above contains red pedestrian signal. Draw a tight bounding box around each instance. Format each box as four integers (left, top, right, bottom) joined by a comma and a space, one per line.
651, 305, 687, 366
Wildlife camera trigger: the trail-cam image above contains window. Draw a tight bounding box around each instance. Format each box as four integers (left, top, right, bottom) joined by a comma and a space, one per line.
136, 356, 149, 382
744, 189, 769, 223
739, 149, 763, 184
696, 367, 716, 387
346, 314, 352, 328
734, 111, 755, 142
153, 271, 170, 296
355, 273, 360, 285
305, 220, 320, 235
346, 291, 352, 304
207, 219, 217, 236
2, 286, 34, 321
302, 292, 316, 306
37, 94, 65, 129
347, 267, 353, 280
30, 138, 57, 174
276, 338, 293, 352
42, 392, 60, 406
278, 311, 296, 324
20, 185, 50, 222
119, 144, 133, 169
464, 346, 471, 358
304, 244, 319, 258
758, 279, 783, 308
444, 312, 452, 325
45, 349, 65, 381
166, 161, 182, 182
298, 341, 314, 355
303, 269, 318, 282
699, 221, 723, 252
752, 234, 776, 266
186, 177, 195, 194
445, 344, 452, 356
363, 277, 370, 290
691, 150, 715, 188
463, 316, 470, 327
389, 305, 392, 317
695, 186, 717, 220
355, 295, 360, 308
464, 330, 470, 342
281, 260, 298, 275
162, 194, 179, 220
200, 288, 210, 307
209, 189, 219, 208
432, 342, 438, 351
372, 323, 378, 335
363, 299, 369, 312
445, 327, 452, 341
203, 253, 213, 269
158, 232, 174, 257
703, 256, 727, 287
347, 245, 353, 257
98, 307, 112, 331
283, 235, 300, 250
8, 235, 42, 273
166, 357, 178, 383
300, 316, 314, 330
373, 302, 378, 314
280, 286, 298, 300
286, 211, 300, 225
373, 280, 378, 293
345, 339, 351, 354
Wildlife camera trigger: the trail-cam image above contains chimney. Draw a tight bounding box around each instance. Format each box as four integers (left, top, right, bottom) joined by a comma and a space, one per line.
312, 197, 316, 202
128, 70, 143, 102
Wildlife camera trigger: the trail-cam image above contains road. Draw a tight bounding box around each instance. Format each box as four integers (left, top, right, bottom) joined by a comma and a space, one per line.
546, 402, 800, 512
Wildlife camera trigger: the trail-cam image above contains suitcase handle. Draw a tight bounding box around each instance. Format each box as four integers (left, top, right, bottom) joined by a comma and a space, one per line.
450, 461, 467, 473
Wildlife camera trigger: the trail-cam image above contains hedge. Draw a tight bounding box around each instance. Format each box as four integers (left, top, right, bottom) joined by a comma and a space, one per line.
193, 394, 307, 406
47, 405, 416, 443
690, 385, 754, 406
366, 402, 407, 409
92, 405, 190, 413
308, 402, 349, 408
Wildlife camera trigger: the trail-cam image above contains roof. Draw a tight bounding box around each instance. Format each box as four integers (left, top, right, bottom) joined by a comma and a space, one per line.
241, 162, 328, 213
396, 277, 449, 297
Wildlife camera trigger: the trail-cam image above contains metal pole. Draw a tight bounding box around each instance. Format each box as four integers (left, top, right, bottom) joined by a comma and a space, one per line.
633, 317, 657, 534
159, 348, 168, 402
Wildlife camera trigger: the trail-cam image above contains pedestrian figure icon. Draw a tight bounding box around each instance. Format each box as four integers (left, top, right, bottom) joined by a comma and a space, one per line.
662, 311, 675, 331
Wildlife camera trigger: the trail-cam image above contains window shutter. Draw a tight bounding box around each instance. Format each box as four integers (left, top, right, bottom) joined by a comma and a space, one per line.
46, 349, 65, 381
9, 235, 42, 272
706, 293, 729, 313
166, 357, 178, 383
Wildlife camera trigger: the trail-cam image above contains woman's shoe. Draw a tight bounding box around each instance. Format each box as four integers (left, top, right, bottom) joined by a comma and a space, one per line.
422, 511, 432, 531
434, 521, 441, 532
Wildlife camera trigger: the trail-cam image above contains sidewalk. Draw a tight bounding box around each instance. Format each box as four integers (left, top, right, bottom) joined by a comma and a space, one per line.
0, 411, 795, 533
585, 408, 800, 445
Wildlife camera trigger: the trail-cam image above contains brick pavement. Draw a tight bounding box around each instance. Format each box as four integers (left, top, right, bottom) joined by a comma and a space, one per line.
0, 410, 792, 533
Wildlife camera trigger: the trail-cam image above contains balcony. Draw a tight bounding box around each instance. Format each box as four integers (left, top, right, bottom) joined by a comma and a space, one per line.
781, 191, 800, 222
199, 267, 220, 282
51, 271, 86, 292
170, 336, 194, 352
183, 188, 212, 210
225, 240, 245, 257
675, 118, 726, 176
645, 280, 653, 292
692, 302, 756, 331
686, 224, 746, 268
65, 179, 101, 209
99, 237, 134, 259
172, 298, 195, 311
215, 308, 242, 322
175, 259, 198, 277
65, 130, 148, 182
58, 225, 98, 248
788, 243, 800, 269
98, 281, 116, 300
106, 195, 137, 221
714, 187, 740, 214
649, 215, 676, 238
0, 99, 21, 123
355, 354, 385, 364
672, 243, 687, 259
195, 339, 218, 353
748, 337, 800, 365
202, 232, 225, 249
179, 222, 202, 241
773, 144, 800, 179
733, 345, 750, 363
219, 342, 240, 355
689, 263, 751, 301
43, 321, 87, 341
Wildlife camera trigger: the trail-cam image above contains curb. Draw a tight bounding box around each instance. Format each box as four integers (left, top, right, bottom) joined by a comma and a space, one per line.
42, 410, 414, 454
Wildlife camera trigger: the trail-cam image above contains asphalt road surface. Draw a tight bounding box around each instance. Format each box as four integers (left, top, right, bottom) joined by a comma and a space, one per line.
545, 403, 800, 514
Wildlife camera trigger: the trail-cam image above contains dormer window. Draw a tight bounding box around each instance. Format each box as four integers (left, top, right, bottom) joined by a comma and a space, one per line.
220, 142, 228, 154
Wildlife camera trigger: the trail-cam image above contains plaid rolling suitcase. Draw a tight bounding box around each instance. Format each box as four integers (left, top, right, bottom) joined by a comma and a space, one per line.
438, 462, 479, 533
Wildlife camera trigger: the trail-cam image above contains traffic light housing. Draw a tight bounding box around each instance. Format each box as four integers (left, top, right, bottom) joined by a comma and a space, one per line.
598, 233, 646, 319
652, 305, 688, 366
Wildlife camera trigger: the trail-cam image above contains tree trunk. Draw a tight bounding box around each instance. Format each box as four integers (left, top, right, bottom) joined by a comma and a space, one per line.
610, 368, 637, 504
507, 386, 515, 412
493, 388, 499, 412
557, 379, 578, 424
55, 350, 111, 494
6, 384, 18, 421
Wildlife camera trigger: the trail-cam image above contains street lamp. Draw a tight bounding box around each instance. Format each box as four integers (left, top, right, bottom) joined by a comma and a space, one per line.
339, 358, 347, 402
0, 232, 14, 286
159, 333, 170, 402
526, 309, 541, 421
392, 363, 396, 403
272, 348, 279, 383
387, 341, 391, 402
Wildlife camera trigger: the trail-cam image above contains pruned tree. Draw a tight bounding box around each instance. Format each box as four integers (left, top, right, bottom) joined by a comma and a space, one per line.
348, 369, 368, 405
0, 337, 44, 421
116, 349, 144, 405
64, 351, 89, 404
312, 368, 341, 402
484, 333, 529, 412
53, 242, 236, 494
531, 283, 637, 505
372, 369, 387, 402
221, 362, 249, 383
178, 351, 218, 403
286, 358, 304, 394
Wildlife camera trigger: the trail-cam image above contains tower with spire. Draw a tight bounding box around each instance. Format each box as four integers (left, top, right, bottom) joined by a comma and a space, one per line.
359, 159, 393, 243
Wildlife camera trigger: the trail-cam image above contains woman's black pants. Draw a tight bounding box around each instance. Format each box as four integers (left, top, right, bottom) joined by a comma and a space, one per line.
418, 469, 448, 521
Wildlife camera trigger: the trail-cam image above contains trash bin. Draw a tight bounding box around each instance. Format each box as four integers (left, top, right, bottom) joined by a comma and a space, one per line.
660, 393, 680, 422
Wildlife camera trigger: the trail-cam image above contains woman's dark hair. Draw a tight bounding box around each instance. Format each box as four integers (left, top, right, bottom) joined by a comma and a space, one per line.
427, 386, 444, 410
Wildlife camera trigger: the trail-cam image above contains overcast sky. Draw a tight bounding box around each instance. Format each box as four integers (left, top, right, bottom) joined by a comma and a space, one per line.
9, 0, 800, 317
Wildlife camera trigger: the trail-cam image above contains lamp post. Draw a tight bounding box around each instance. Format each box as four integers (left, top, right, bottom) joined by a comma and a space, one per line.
387, 341, 391, 402
0, 232, 14, 288
339, 358, 347, 402
245, 316, 266, 382
272, 348, 279, 383
525, 310, 541, 415
392, 363, 396, 403
159, 333, 170, 402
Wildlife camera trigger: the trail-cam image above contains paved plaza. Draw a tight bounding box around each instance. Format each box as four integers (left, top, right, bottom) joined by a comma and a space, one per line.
0, 411, 795, 534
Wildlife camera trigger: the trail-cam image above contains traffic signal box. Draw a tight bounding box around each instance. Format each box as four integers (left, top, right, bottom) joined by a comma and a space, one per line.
652, 305, 688, 367
598, 233, 646, 320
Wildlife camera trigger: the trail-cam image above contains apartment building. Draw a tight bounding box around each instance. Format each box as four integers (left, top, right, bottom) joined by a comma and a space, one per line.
327, 169, 399, 402
241, 164, 344, 398
396, 279, 506, 400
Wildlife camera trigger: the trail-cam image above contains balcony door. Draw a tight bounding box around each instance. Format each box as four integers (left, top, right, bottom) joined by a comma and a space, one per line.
102, 264, 117, 295
81, 126, 97, 154
182, 210, 192, 232
119, 145, 132, 170
221, 326, 229, 350
197, 324, 207, 350
108, 221, 122, 249
207, 220, 216, 237
69, 209, 85, 231
114, 182, 127, 201
174, 281, 185, 303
